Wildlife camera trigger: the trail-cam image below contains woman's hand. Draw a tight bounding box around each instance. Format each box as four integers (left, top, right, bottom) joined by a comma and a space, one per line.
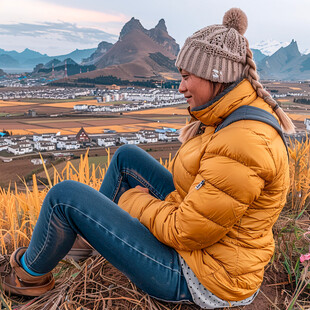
135, 185, 149, 194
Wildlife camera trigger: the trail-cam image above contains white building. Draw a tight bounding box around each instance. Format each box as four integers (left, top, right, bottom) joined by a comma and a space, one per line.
7, 137, 33, 155
114, 93, 120, 101
97, 136, 117, 147
7, 140, 33, 155
136, 130, 159, 143
74, 104, 88, 111
119, 133, 140, 145
34, 141, 56, 151
165, 131, 179, 142
7, 145, 20, 155
305, 118, 310, 131
33, 133, 57, 143
142, 133, 158, 143
31, 158, 47, 165
105, 95, 111, 102
0, 144, 8, 151
57, 139, 80, 150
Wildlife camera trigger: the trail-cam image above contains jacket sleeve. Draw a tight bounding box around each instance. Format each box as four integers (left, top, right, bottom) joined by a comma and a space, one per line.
118, 148, 266, 251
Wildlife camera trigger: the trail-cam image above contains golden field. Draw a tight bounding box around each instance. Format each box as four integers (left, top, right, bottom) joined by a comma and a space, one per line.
287, 113, 309, 121
1, 100, 189, 136
8, 122, 185, 136
125, 106, 188, 116
43, 99, 105, 108
3, 98, 310, 136
0, 100, 38, 107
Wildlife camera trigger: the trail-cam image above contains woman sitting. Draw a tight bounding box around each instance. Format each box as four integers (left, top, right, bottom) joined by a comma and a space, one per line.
0, 8, 294, 309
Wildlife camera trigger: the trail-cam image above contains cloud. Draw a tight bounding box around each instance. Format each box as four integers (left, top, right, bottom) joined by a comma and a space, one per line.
1, 0, 128, 25
0, 22, 118, 45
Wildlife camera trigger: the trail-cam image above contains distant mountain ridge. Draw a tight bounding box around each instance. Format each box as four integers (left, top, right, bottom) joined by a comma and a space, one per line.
251, 40, 290, 56
258, 40, 310, 80
81, 42, 113, 65
0, 47, 96, 70
251, 49, 267, 63
1, 20, 310, 81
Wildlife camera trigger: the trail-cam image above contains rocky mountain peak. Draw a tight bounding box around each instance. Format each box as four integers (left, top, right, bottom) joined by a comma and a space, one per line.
287, 39, 300, 53
277, 39, 301, 60
119, 17, 146, 39
155, 19, 167, 32
148, 19, 179, 56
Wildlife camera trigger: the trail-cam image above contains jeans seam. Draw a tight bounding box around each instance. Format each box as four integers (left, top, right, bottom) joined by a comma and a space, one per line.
122, 168, 164, 200
112, 174, 123, 202
28, 203, 183, 276
26, 206, 56, 271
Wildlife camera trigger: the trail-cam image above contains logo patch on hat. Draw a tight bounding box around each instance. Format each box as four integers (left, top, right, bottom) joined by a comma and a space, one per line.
212, 69, 222, 80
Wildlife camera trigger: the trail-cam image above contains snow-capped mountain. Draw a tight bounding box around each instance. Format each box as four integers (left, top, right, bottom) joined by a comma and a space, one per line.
257, 39, 310, 80
302, 48, 310, 55
250, 40, 290, 56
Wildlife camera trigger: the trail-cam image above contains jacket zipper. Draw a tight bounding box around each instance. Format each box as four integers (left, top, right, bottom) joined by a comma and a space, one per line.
195, 180, 205, 190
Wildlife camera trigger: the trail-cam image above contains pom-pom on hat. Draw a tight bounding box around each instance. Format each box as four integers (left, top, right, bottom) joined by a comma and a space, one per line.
223, 8, 248, 35
175, 8, 248, 83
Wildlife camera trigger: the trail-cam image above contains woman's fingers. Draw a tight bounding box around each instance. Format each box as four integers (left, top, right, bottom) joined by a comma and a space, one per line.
135, 185, 149, 193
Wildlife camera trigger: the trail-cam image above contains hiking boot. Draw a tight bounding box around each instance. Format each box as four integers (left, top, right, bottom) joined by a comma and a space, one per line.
0, 247, 55, 297
65, 235, 99, 261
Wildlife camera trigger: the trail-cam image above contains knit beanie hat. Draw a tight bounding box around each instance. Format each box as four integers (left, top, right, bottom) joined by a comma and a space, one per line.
175, 8, 248, 83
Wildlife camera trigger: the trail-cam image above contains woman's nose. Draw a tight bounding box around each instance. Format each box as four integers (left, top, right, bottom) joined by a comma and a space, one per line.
179, 80, 186, 93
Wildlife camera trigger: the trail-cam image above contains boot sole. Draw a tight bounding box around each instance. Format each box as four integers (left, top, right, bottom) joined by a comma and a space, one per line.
2, 276, 55, 297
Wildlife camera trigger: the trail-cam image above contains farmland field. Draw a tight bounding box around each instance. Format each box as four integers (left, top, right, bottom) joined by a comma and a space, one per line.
0, 99, 189, 135
0, 100, 38, 107
0, 115, 186, 135
2, 92, 310, 134
125, 106, 189, 116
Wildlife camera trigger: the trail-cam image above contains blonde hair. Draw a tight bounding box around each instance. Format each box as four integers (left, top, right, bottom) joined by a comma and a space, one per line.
178, 42, 295, 143
178, 120, 202, 144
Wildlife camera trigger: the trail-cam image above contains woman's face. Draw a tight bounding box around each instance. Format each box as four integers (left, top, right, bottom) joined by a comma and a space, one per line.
178, 69, 220, 110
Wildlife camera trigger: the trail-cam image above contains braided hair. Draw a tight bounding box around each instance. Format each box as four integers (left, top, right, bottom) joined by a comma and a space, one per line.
243, 39, 295, 134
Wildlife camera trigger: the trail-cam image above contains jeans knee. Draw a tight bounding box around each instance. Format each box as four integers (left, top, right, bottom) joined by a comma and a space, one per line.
113, 144, 139, 165
45, 180, 78, 204
114, 144, 138, 157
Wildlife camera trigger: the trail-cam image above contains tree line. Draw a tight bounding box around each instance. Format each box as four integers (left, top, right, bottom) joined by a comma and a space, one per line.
293, 98, 310, 104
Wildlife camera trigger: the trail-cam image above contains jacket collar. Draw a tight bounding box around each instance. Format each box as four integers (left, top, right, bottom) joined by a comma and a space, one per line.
190, 79, 258, 127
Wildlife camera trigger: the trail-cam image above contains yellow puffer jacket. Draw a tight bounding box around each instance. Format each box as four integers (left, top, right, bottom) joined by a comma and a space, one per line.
118, 79, 290, 301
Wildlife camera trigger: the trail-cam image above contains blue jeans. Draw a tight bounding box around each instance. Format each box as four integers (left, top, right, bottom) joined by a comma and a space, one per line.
23, 145, 193, 302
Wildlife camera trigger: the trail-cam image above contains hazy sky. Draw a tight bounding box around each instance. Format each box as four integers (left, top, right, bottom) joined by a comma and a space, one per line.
0, 0, 309, 55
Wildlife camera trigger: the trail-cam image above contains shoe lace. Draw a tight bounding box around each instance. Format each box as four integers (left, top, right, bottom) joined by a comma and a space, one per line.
0, 255, 12, 275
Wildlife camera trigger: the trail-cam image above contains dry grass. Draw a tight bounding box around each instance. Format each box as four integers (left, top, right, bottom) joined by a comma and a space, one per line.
287, 137, 310, 213
0, 149, 108, 254
0, 140, 310, 309
4, 256, 201, 310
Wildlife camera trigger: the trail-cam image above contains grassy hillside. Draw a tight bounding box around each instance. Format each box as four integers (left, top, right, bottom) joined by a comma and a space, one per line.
0, 143, 309, 309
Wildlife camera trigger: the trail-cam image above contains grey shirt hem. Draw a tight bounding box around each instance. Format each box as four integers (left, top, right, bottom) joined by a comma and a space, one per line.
179, 255, 259, 309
